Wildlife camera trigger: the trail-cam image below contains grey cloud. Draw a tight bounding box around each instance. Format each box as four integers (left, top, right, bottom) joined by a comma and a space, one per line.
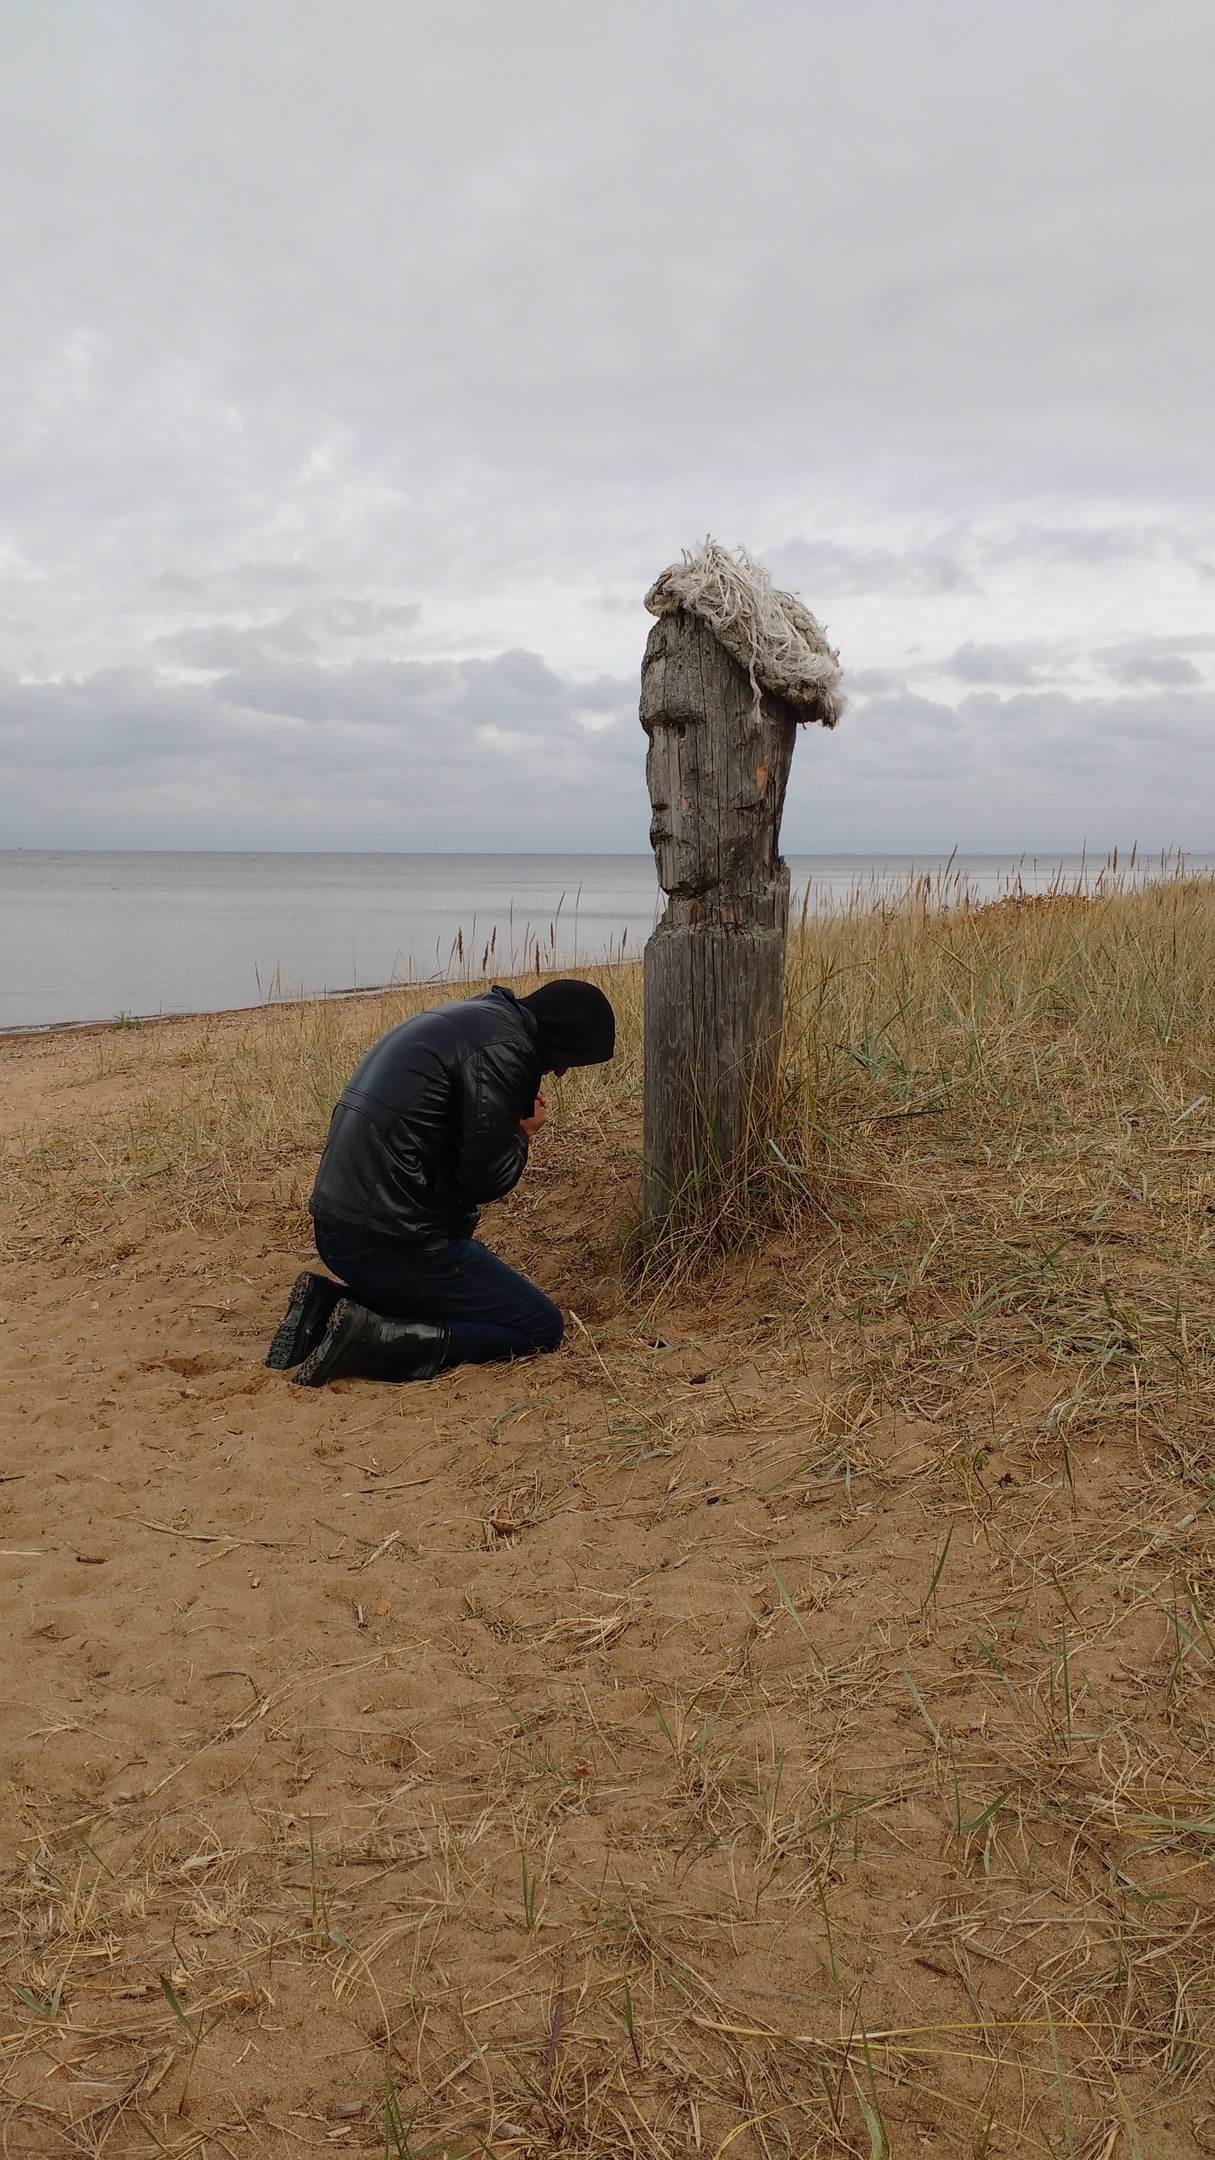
987, 530, 1215, 594
146, 566, 342, 602
828, 692, 968, 773
768, 525, 1215, 619
1104, 652, 1203, 689
779, 681, 1215, 852
956, 686, 1215, 763
767, 538, 977, 599
981, 525, 1168, 569
0, 646, 644, 849
207, 648, 612, 732
5, 652, 1215, 856
1148, 634, 1212, 653
1091, 635, 1214, 688
595, 593, 651, 619
566, 673, 635, 715
157, 624, 286, 671
146, 570, 208, 594
157, 599, 423, 669
773, 526, 1215, 612
846, 668, 909, 696
1098, 633, 1215, 655
942, 642, 1057, 687
228, 562, 326, 590
1092, 633, 1215, 687
313, 600, 421, 639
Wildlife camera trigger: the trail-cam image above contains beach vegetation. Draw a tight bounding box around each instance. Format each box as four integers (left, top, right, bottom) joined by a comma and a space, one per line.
1, 866, 1214, 2153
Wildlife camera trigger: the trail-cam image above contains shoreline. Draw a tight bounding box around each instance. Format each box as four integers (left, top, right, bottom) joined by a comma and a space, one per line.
0, 973, 455, 1045
0, 961, 637, 1046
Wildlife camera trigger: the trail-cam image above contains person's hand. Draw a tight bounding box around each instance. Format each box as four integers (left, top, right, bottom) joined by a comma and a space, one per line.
520, 1092, 547, 1139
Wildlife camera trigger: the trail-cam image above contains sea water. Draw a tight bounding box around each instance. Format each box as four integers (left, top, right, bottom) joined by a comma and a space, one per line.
0, 849, 1205, 1031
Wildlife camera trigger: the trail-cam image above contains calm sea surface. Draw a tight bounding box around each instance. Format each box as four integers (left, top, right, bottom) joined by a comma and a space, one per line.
1, 850, 1207, 1031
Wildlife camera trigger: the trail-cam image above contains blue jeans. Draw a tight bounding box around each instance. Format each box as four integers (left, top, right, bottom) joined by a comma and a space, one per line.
313, 1223, 564, 1369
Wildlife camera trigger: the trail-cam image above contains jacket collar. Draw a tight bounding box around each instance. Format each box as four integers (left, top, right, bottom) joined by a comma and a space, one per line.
487, 984, 539, 1049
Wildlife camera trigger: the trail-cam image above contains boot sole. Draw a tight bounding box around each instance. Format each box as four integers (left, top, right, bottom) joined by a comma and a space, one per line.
293, 1300, 358, 1387
265, 1272, 339, 1370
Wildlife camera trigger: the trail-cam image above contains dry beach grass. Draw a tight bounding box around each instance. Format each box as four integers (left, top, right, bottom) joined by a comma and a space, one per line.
1, 873, 1214, 2156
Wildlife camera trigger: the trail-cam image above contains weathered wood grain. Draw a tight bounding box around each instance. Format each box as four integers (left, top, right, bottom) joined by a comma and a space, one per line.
641, 607, 800, 1230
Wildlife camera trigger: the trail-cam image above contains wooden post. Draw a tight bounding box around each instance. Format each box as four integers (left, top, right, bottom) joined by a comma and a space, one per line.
641, 605, 801, 1232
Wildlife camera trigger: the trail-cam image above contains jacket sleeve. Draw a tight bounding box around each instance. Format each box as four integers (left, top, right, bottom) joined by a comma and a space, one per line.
451, 1039, 533, 1205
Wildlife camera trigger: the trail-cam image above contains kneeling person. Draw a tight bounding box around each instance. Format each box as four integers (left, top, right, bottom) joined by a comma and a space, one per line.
267, 978, 616, 1386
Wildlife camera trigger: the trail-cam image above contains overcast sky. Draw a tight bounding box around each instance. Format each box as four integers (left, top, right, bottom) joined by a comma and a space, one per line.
2, 0, 1212, 854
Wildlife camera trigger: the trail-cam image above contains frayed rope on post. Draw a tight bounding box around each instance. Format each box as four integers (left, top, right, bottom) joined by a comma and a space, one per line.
644, 537, 845, 728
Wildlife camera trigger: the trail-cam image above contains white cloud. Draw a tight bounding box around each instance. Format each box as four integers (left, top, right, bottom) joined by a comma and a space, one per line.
0, 1, 1211, 846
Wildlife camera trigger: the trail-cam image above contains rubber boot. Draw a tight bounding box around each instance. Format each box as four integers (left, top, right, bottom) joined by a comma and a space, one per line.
292, 1299, 451, 1388
265, 1271, 344, 1370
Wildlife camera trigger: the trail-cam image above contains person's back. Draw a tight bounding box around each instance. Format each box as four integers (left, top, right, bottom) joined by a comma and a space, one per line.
309, 985, 540, 1249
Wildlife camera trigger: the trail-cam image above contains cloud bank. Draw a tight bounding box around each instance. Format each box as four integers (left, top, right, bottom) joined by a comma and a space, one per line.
4, 640, 1211, 854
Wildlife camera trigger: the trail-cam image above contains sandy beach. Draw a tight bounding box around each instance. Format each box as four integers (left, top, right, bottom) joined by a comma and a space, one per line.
2, 895, 1214, 2155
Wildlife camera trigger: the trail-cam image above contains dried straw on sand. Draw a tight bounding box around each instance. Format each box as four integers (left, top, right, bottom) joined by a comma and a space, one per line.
3, 874, 1215, 2154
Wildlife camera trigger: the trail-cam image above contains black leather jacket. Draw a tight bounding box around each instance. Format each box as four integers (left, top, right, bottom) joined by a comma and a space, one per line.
308, 987, 542, 1248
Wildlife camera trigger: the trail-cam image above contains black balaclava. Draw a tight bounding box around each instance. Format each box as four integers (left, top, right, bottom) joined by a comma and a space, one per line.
517, 979, 616, 1068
